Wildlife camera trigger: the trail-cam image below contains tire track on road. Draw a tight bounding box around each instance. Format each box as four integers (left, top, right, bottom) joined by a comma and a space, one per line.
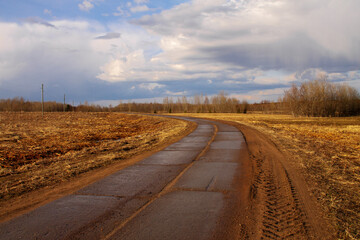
230, 121, 335, 240
254, 154, 308, 239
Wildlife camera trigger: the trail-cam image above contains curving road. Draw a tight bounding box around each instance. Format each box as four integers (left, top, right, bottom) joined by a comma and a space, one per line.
0, 117, 248, 240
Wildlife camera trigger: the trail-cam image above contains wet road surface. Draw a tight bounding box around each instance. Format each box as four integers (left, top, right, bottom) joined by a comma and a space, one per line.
0, 117, 247, 240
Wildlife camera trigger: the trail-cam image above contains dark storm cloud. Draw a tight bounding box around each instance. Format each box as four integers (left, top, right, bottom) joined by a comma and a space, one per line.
134, 0, 360, 74
1, 0, 359, 103
201, 34, 360, 72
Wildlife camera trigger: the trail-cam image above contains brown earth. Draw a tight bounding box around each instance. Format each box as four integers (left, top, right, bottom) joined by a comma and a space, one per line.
0, 112, 196, 222
0, 112, 185, 170
231, 122, 335, 239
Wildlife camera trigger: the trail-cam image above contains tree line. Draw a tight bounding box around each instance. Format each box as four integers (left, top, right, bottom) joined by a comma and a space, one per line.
0, 97, 75, 112
0, 92, 250, 114
1, 78, 359, 116
283, 76, 360, 117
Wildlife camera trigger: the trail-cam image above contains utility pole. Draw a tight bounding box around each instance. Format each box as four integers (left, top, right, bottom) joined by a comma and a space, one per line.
41, 84, 44, 117
63, 94, 66, 112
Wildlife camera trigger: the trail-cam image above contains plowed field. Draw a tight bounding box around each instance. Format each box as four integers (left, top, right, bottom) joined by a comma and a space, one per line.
0, 112, 191, 203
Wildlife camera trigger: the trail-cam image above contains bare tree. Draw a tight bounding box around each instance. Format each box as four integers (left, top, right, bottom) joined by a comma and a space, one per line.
283, 76, 360, 117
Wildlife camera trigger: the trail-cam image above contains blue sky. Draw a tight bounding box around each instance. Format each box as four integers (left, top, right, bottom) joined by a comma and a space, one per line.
0, 0, 359, 105
0, 0, 186, 22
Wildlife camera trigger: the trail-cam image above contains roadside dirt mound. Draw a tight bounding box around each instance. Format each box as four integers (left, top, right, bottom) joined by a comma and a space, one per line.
215, 120, 336, 239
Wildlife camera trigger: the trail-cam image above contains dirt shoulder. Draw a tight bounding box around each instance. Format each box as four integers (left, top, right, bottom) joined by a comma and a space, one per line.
220, 119, 335, 239
0, 113, 196, 223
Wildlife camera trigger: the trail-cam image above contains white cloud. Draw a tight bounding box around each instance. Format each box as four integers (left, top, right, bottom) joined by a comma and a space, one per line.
0, 20, 106, 89
223, 80, 239, 85
130, 5, 150, 13
230, 87, 287, 102
253, 88, 287, 100
165, 90, 188, 96
78, 0, 94, 12
134, 0, 149, 4
348, 71, 360, 81
113, 6, 128, 16
253, 77, 283, 85
134, 0, 360, 74
139, 83, 165, 91
294, 68, 327, 82
1, 0, 359, 102
97, 50, 147, 82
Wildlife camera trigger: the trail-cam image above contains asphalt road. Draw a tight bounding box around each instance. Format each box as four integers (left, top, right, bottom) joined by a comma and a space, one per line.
0, 117, 247, 240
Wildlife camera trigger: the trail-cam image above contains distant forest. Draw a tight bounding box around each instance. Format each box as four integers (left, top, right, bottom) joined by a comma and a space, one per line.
1, 78, 360, 117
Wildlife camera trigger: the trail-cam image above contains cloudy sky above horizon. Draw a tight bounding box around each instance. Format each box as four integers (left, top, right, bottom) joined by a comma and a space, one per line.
0, 0, 359, 104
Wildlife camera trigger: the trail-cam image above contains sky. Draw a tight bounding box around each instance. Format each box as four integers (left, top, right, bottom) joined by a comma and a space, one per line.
0, 0, 359, 105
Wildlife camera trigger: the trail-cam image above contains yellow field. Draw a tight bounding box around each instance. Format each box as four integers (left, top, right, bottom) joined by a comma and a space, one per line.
0, 112, 190, 202
173, 113, 360, 239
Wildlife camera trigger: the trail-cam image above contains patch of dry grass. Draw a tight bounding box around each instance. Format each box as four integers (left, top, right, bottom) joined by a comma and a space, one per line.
173, 113, 360, 239
0, 112, 189, 201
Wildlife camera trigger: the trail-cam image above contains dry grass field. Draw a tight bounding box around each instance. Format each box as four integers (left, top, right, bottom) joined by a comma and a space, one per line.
0, 112, 190, 203
174, 113, 360, 239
